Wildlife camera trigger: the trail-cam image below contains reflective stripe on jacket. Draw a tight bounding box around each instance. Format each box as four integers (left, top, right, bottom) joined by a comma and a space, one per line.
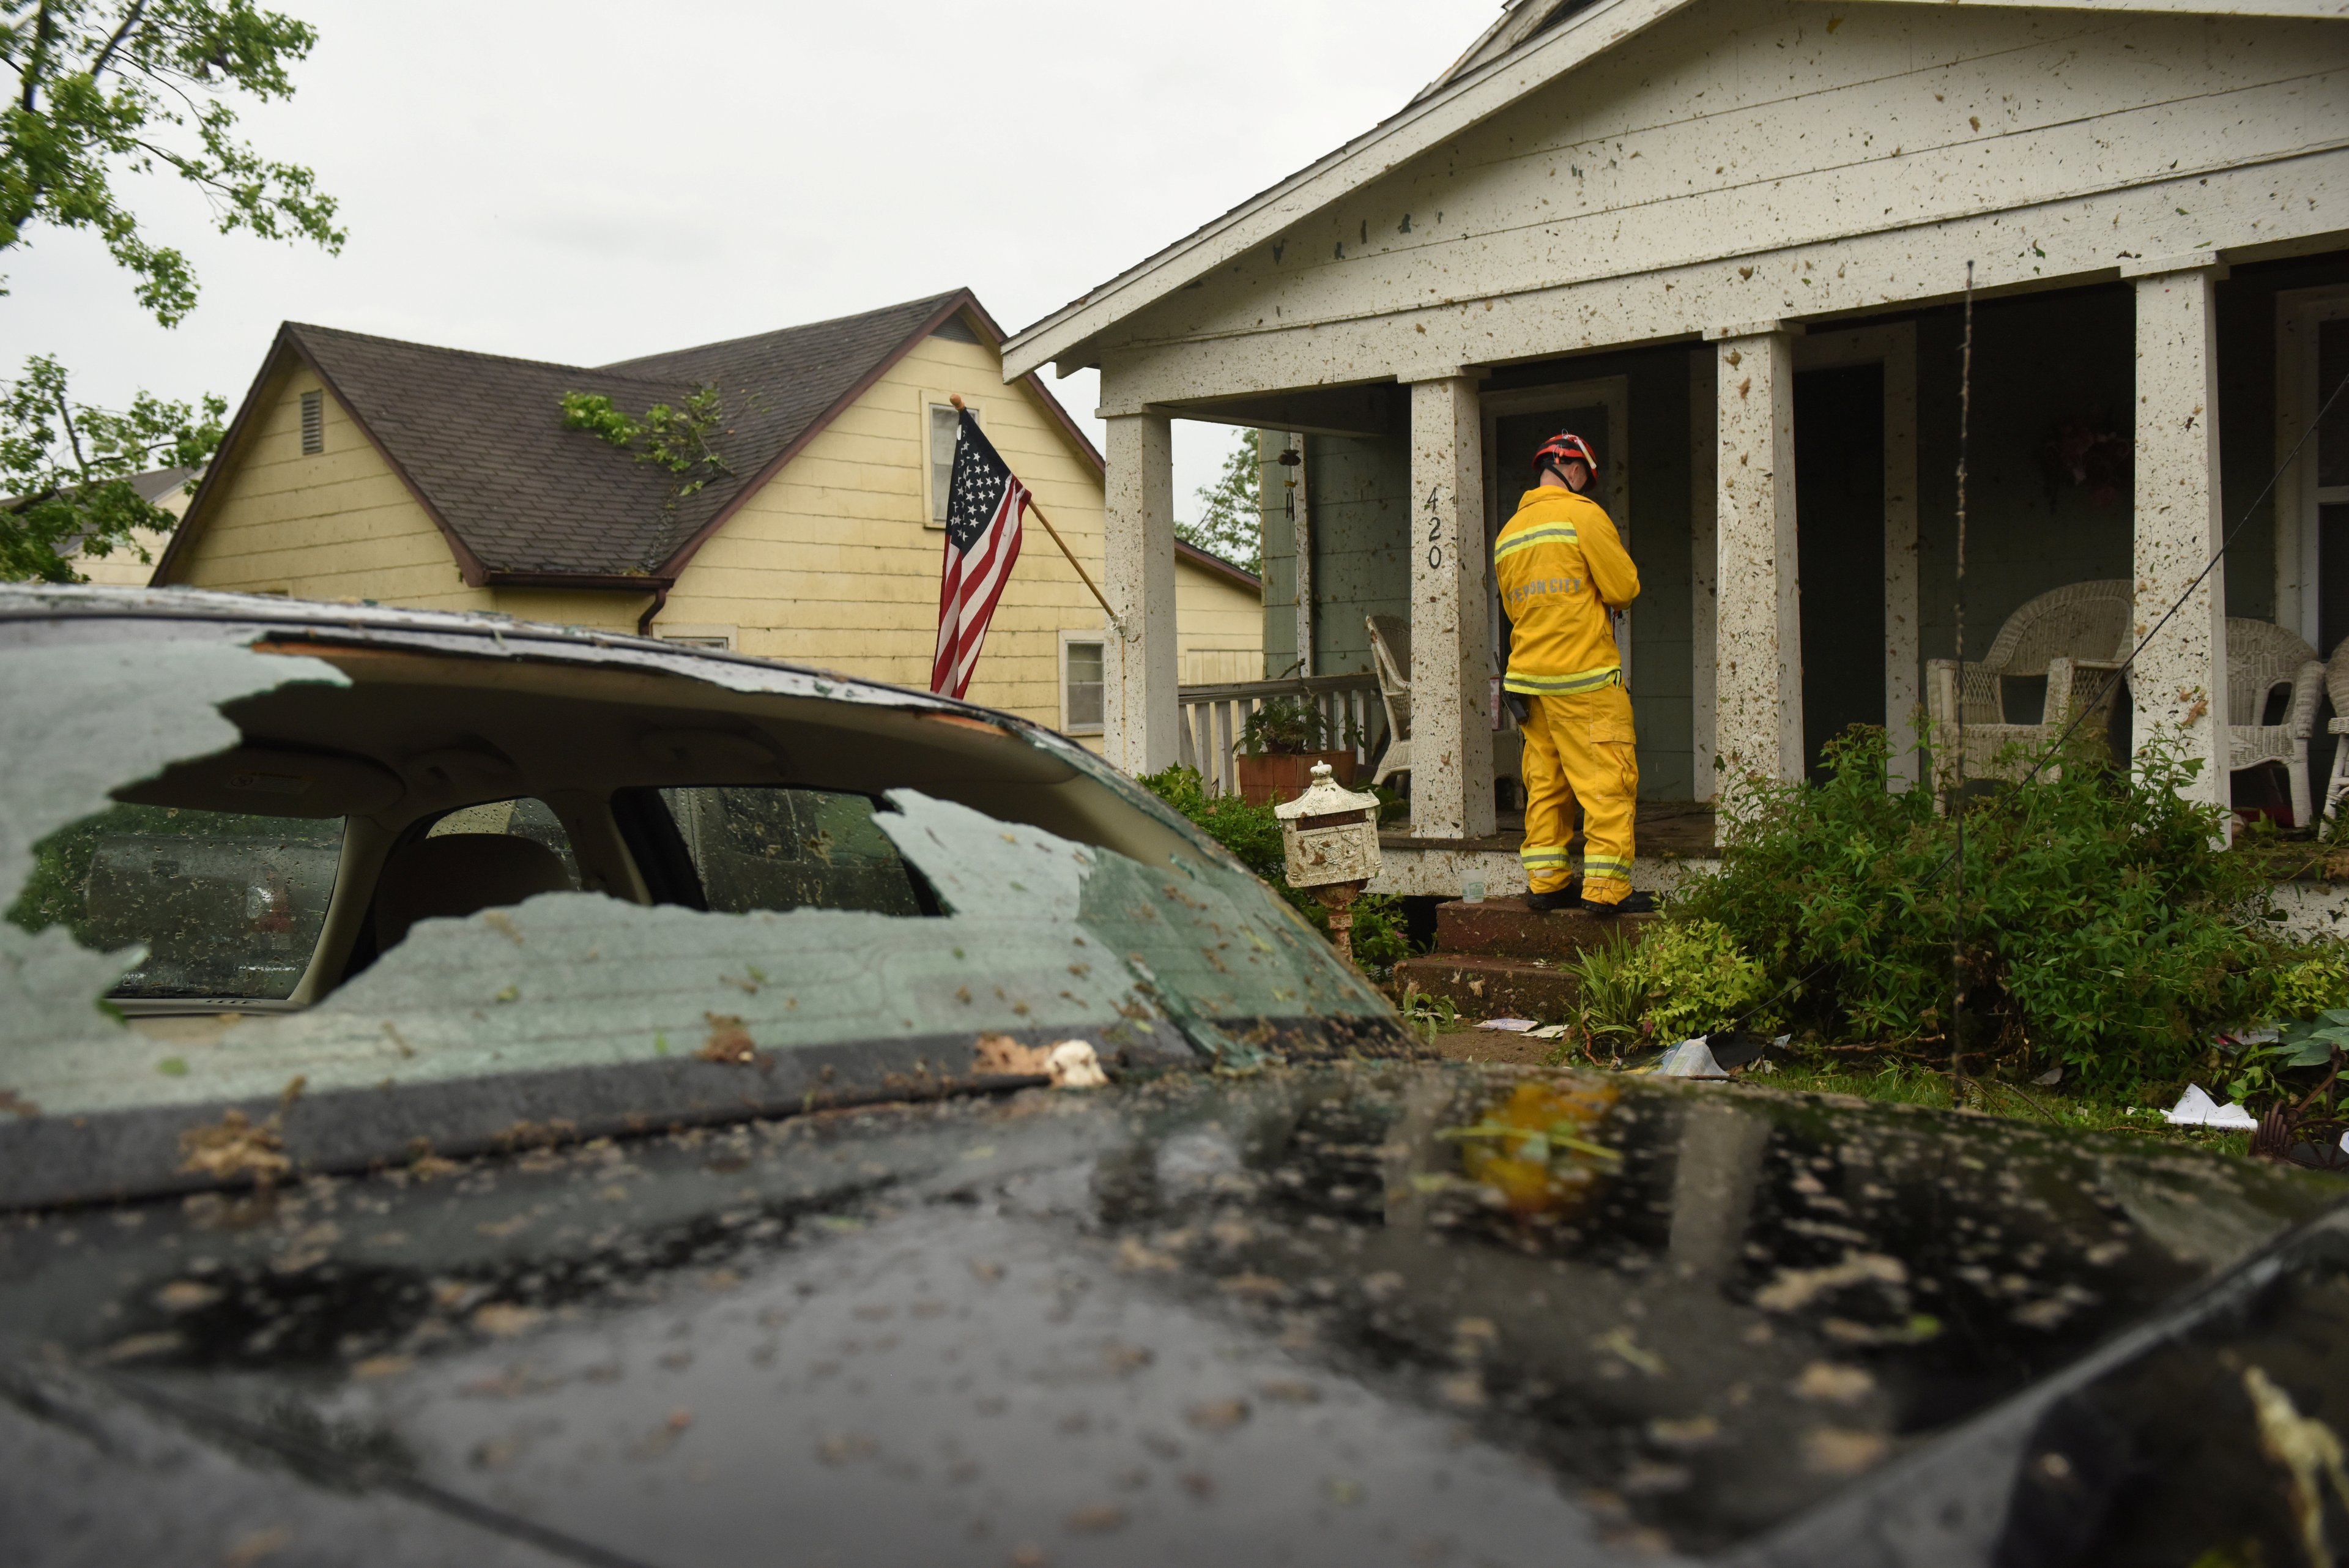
1494, 486, 1639, 696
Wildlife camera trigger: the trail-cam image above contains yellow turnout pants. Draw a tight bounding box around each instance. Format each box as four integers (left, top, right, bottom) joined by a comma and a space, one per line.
1518, 682, 1638, 904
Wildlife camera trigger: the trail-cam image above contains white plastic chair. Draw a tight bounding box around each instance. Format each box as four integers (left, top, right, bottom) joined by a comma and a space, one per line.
1367, 614, 1412, 788
2225, 618, 2322, 827
1925, 579, 2131, 793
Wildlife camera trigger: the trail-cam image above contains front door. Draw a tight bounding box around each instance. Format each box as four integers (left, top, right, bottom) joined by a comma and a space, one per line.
1794, 362, 1888, 779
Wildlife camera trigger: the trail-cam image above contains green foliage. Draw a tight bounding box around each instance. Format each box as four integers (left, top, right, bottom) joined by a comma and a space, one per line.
2270, 945, 2349, 1020
1179, 428, 1260, 574
0, 353, 222, 579
1395, 983, 1459, 1042
559, 384, 732, 502
1137, 762, 1411, 976
1670, 723, 2279, 1093
1239, 696, 1358, 757
1, 0, 340, 581
1620, 918, 1776, 1041
1560, 928, 1647, 1060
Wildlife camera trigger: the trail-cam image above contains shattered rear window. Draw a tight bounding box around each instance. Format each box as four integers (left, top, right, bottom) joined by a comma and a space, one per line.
0, 615, 1406, 1208
7, 803, 343, 1001
658, 787, 923, 916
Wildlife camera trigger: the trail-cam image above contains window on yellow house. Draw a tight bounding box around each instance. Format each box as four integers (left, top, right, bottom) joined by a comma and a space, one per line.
928, 404, 959, 527
1062, 637, 1105, 735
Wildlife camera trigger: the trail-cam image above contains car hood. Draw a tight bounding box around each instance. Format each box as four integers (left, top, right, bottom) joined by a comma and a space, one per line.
2, 1063, 2342, 1567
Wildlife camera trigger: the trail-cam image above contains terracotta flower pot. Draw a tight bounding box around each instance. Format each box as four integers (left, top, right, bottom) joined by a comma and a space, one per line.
1235, 749, 1357, 805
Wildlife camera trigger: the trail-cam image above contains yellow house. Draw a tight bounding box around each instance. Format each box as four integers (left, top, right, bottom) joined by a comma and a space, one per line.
65, 466, 198, 585
152, 290, 1262, 741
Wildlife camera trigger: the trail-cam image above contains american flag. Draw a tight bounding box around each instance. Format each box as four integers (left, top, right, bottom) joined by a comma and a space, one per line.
930, 408, 1030, 699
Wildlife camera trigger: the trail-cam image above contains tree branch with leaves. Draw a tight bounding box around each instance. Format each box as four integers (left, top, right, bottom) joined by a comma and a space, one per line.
1180, 427, 1262, 575
2, 0, 341, 580
560, 384, 733, 504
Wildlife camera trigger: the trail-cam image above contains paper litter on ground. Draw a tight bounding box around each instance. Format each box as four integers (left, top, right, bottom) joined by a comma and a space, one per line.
1655, 1038, 1731, 1079
1477, 1018, 1537, 1033
2162, 1083, 2259, 1129
1526, 1023, 1575, 1039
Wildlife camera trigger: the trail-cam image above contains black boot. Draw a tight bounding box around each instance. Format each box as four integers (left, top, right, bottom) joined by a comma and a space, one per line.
1581, 890, 1656, 917
1523, 882, 1581, 913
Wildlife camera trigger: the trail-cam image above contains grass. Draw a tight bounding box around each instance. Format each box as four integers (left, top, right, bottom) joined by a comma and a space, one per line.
1749, 1057, 2255, 1156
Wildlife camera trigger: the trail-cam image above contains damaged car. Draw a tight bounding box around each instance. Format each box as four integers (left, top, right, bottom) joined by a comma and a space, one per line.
1, 585, 2345, 1568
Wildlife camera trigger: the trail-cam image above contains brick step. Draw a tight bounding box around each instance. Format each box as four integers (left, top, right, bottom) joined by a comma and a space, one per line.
1393, 953, 1581, 1022
1434, 896, 1660, 962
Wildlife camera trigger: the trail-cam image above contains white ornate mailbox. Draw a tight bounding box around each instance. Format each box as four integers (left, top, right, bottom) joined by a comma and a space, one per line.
1274, 761, 1383, 960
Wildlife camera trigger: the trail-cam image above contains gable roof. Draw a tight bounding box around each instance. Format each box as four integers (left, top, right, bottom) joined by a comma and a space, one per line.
160, 289, 1103, 589
1001, 0, 2346, 378
1175, 538, 1261, 593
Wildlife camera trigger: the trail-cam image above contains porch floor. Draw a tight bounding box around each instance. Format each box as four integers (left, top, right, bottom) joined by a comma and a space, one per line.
1381, 798, 1719, 861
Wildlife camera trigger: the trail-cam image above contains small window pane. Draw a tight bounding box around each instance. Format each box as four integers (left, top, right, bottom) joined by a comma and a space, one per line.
659, 787, 923, 916
7, 803, 344, 1000
930, 405, 959, 524
1066, 641, 1105, 731
427, 797, 581, 888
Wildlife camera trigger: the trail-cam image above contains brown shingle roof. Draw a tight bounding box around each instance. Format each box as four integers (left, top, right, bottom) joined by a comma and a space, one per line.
182, 291, 981, 584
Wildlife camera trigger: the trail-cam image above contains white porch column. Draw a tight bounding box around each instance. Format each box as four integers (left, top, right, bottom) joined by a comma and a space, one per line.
1103, 412, 1180, 776
2123, 256, 2229, 815
1408, 374, 1496, 840
1688, 350, 1720, 800
1707, 323, 1805, 812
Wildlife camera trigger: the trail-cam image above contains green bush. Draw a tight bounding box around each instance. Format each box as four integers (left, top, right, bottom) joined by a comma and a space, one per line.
1138, 764, 1411, 977
1621, 918, 1776, 1041
1668, 723, 2282, 1093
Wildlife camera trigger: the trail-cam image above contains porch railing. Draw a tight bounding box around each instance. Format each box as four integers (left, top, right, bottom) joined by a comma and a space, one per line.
1176, 674, 1387, 795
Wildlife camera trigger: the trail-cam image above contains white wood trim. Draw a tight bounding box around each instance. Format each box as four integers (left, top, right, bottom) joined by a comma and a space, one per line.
1689, 349, 1718, 801
1794, 322, 1921, 789
1480, 376, 1633, 685
918, 392, 984, 530
2277, 284, 2349, 651
1058, 628, 1109, 736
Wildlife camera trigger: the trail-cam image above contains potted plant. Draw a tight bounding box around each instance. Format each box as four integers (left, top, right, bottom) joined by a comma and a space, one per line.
1234, 696, 1358, 804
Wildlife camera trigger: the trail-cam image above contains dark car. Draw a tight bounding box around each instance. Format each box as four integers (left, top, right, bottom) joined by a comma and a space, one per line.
1, 585, 2343, 1567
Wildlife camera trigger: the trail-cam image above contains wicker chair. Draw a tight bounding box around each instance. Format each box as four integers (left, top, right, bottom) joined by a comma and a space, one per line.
2317, 638, 2349, 825
2225, 618, 2323, 827
1925, 579, 2132, 793
1367, 614, 1412, 788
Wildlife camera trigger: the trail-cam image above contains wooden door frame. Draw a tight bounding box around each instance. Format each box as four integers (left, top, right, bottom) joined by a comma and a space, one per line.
1791, 324, 1921, 788
1480, 377, 1634, 683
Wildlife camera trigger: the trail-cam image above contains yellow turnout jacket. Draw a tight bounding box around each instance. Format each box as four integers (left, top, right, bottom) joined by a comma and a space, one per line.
1493, 486, 1641, 696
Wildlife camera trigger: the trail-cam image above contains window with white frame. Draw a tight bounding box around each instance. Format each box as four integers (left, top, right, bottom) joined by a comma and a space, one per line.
927, 403, 960, 527
1061, 635, 1105, 735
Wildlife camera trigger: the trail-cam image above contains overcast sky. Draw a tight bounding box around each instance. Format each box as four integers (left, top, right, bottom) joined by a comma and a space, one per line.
6, 0, 1494, 522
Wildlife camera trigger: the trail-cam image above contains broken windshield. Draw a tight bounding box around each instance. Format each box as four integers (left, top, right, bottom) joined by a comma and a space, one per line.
0, 604, 1408, 1209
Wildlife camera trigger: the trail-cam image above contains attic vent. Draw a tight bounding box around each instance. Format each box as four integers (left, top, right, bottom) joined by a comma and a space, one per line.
929, 315, 980, 345
299, 390, 324, 455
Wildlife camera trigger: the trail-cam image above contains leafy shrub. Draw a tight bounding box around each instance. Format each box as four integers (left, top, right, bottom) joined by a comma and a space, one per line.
2270, 945, 2349, 1020
1560, 929, 1648, 1061
1238, 697, 1334, 757
1138, 764, 1411, 976
1620, 919, 1776, 1041
1669, 724, 2278, 1093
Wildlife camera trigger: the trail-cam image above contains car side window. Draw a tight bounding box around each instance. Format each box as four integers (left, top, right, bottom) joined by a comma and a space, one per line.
6, 803, 345, 1001
656, 787, 925, 916
424, 797, 582, 888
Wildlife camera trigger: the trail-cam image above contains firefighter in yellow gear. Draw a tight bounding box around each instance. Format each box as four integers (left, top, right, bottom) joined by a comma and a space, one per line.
1496, 432, 1647, 915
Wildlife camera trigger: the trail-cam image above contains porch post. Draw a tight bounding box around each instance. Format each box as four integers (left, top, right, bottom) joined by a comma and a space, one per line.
1103, 411, 1180, 775
1706, 323, 1805, 816
2123, 256, 2229, 816
1408, 374, 1496, 839
1688, 350, 1720, 800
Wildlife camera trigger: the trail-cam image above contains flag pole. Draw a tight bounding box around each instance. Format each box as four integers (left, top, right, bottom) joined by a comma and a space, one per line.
950, 395, 1124, 637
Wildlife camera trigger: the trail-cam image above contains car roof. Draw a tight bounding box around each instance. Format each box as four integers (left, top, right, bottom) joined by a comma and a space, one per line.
0, 582, 1037, 731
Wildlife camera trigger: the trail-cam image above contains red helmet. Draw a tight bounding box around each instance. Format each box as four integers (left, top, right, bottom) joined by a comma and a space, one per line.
1534, 432, 1597, 477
